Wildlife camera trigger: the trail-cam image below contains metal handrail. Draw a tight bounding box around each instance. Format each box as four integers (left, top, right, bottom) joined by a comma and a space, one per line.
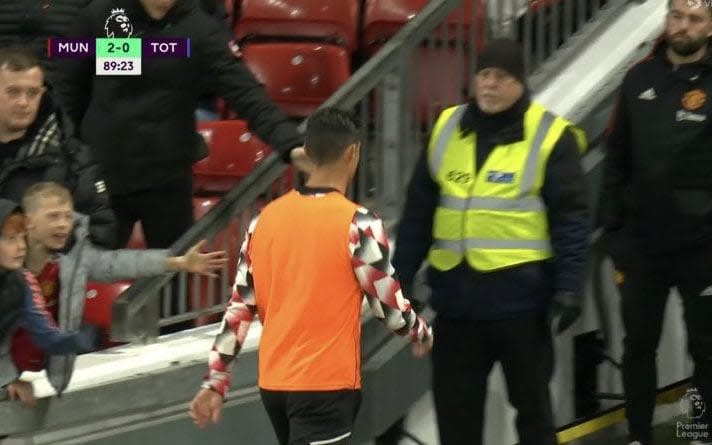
111, 0, 468, 343
112, 0, 626, 343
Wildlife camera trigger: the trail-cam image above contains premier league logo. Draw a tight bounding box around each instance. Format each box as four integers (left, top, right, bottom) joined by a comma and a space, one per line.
104, 8, 133, 38
680, 387, 707, 420
677, 388, 710, 441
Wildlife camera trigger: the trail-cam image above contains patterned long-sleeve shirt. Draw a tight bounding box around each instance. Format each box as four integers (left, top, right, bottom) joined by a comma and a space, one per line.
203, 207, 432, 397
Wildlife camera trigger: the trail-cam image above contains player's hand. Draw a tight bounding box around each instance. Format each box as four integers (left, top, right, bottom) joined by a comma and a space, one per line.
189, 388, 224, 428
411, 328, 433, 358
7, 380, 36, 408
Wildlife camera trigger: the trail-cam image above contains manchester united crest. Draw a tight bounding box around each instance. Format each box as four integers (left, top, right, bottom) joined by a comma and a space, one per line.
682, 89, 707, 111
40, 279, 56, 297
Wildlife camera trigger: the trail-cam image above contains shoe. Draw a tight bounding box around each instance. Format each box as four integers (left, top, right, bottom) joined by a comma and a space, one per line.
690, 441, 712, 445
628, 442, 642, 445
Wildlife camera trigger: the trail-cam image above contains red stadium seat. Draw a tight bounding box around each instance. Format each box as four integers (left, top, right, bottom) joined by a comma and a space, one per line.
191, 196, 243, 282
242, 43, 351, 118
223, 0, 236, 27
235, 0, 359, 52
190, 196, 259, 327
365, 45, 470, 124
363, 0, 486, 49
84, 281, 132, 348
84, 282, 132, 329
412, 46, 471, 123
193, 120, 272, 193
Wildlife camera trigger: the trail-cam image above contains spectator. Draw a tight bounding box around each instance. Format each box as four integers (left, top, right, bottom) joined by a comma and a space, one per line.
20, 181, 227, 395
54, 0, 311, 250
393, 39, 589, 445
0, 45, 117, 248
0, 198, 94, 407
189, 108, 432, 444
0, 0, 92, 83
195, 0, 231, 122
600, 1, 712, 443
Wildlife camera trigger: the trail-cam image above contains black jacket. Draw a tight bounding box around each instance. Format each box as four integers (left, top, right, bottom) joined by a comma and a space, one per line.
393, 95, 590, 320
0, 0, 91, 81
600, 40, 712, 255
0, 200, 25, 345
54, 0, 302, 195
0, 95, 117, 248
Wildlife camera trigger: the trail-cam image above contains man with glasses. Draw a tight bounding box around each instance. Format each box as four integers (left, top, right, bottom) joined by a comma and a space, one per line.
393, 38, 590, 445
0, 45, 116, 249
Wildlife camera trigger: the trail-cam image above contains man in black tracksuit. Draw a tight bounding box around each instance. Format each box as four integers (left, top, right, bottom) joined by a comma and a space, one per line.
393, 39, 590, 445
53, 0, 305, 249
600, 2, 712, 443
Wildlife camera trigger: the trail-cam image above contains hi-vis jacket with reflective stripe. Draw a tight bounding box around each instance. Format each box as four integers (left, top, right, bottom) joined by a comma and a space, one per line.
427, 101, 587, 271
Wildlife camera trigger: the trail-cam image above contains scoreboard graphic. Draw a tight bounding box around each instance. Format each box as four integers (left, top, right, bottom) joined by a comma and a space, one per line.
47, 38, 191, 76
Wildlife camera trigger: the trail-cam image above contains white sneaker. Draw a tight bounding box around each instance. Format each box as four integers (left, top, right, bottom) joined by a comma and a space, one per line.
628, 442, 642, 445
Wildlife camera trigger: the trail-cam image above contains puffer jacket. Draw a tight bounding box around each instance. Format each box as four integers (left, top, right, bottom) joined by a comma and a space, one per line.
46, 214, 170, 394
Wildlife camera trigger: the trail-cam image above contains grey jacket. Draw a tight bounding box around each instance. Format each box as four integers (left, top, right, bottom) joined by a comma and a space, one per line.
47, 214, 169, 394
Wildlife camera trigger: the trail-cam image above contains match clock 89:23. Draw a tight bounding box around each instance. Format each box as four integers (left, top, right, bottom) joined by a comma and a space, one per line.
95, 38, 142, 76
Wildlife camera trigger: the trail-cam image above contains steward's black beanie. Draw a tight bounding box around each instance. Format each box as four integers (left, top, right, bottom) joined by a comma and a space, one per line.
477, 38, 526, 84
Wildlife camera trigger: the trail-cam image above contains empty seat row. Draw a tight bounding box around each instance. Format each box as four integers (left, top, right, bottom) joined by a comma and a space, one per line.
231, 0, 486, 119
235, 0, 486, 53
241, 43, 351, 119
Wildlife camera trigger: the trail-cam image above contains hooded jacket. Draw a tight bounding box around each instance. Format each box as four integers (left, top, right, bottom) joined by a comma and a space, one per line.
0, 94, 117, 248
600, 40, 712, 255
45, 213, 170, 394
0, 202, 26, 381
53, 0, 303, 195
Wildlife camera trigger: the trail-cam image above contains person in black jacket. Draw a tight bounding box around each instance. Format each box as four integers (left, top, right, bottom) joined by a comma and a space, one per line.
0, 46, 116, 248
393, 39, 589, 445
53, 0, 309, 250
0, 0, 92, 84
600, 1, 712, 443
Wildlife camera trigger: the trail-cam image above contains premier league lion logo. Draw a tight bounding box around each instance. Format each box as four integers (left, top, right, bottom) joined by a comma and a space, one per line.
680, 387, 707, 420
104, 8, 133, 38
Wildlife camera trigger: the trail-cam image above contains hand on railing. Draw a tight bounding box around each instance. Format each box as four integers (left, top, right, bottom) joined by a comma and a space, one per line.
189, 387, 223, 428
166, 240, 228, 278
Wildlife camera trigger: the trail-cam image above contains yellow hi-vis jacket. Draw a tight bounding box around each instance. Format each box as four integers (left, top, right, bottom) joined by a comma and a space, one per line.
426, 101, 587, 272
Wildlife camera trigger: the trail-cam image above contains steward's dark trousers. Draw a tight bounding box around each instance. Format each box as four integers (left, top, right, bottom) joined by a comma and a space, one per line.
614, 247, 712, 445
431, 314, 557, 445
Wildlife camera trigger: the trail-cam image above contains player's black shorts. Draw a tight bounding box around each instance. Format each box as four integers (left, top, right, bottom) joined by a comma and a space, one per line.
260, 388, 361, 445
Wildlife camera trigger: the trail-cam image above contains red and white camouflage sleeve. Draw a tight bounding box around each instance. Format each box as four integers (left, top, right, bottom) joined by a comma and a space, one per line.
349, 208, 431, 344
203, 216, 259, 398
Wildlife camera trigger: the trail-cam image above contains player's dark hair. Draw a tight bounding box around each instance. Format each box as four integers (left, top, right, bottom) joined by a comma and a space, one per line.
304, 108, 360, 166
